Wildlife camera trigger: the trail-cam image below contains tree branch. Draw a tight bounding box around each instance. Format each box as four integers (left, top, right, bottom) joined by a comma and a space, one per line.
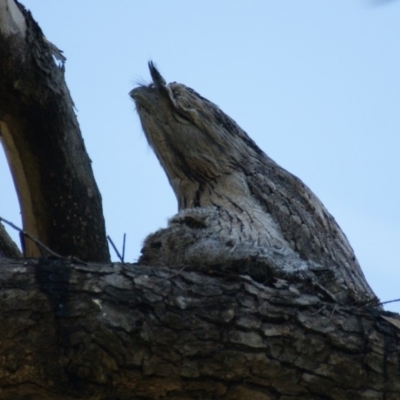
0, 257, 399, 399
0, 0, 109, 261
0, 221, 21, 257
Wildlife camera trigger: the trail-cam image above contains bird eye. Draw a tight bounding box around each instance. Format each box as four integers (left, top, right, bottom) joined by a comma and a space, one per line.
174, 110, 191, 124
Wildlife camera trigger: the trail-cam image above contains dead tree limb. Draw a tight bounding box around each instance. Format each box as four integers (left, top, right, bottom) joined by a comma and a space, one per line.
0, 221, 21, 257
0, 0, 109, 261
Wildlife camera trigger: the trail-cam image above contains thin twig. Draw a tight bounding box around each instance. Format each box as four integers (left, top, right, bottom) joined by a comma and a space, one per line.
329, 304, 339, 320
122, 233, 126, 263
379, 298, 400, 306
107, 235, 123, 262
154, 265, 188, 282
0, 216, 87, 264
311, 305, 327, 316
0, 216, 63, 258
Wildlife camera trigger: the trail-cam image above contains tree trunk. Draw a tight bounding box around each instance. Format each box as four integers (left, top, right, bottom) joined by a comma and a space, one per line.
0, 257, 399, 400
0, 0, 109, 261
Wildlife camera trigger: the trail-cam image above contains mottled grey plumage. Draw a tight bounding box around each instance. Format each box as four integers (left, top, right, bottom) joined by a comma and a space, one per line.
130, 62, 378, 306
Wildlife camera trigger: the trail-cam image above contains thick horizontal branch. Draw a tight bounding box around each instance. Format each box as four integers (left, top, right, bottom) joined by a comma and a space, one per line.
0, 257, 399, 400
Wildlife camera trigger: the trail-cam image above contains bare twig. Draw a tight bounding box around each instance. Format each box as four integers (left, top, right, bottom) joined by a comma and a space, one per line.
122, 233, 126, 263
379, 298, 400, 306
154, 265, 188, 282
107, 235, 124, 263
0, 216, 63, 258
0, 216, 87, 264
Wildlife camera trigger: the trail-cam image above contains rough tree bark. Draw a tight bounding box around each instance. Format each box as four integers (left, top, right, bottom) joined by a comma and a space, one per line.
0, 220, 21, 257
0, 1, 399, 399
0, 257, 399, 400
0, 0, 109, 261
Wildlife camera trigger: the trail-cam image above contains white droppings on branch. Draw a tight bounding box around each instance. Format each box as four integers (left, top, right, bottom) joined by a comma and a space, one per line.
92, 298, 102, 310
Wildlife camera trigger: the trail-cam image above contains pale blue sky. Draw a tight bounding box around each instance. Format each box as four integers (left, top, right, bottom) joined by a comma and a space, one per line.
1, 1, 399, 311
